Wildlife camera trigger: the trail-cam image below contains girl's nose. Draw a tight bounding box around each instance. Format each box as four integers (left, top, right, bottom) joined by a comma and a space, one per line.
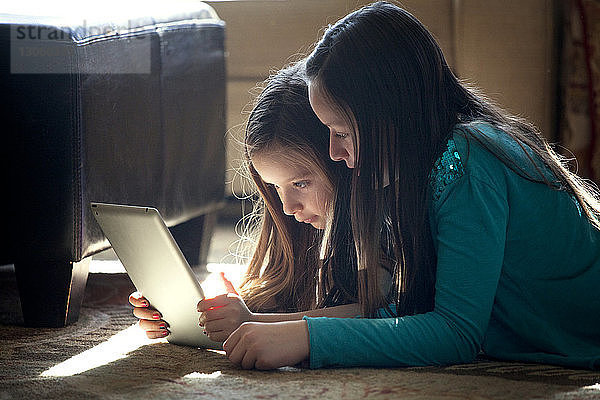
281, 192, 302, 216
329, 143, 347, 163
329, 135, 354, 168
282, 201, 302, 216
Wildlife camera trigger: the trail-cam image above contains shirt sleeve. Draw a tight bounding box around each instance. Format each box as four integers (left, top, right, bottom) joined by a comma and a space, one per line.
304, 173, 509, 368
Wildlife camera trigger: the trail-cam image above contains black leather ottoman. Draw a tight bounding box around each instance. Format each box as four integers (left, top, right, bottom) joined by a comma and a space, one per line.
0, 2, 226, 327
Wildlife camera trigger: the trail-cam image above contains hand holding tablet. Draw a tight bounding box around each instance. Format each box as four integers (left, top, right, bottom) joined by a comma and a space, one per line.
92, 202, 222, 349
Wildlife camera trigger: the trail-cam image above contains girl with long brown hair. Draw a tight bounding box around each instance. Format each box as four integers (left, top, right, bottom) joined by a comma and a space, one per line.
129, 63, 363, 359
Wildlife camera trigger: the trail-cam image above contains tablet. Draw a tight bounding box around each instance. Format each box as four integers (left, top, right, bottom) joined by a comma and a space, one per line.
91, 202, 222, 349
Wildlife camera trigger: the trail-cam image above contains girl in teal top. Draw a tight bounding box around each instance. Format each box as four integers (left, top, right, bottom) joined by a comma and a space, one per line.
304, 121, 600, 369
218, 2, 600, 369
300, 1, 600, 370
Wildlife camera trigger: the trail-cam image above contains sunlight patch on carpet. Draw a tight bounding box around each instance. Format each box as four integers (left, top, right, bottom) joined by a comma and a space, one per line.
182, 371, 222, 380
40, 324, 156, 377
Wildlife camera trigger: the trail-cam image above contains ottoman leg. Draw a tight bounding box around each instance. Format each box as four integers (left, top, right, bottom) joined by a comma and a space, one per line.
14, 257, 90, 327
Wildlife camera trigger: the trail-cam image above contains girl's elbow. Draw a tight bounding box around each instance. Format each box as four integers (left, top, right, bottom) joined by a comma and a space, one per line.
453, 332, 483, 364
438, 320, 483, 365
456, 346, 480, 364
436, 342, 479, 367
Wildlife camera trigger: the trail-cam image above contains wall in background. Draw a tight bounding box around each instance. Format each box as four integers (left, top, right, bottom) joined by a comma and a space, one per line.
451, 0, 558, 140
207, 0, 558, 196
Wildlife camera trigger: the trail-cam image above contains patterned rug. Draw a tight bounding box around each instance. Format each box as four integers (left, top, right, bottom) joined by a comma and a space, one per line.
1, 267, 599, 400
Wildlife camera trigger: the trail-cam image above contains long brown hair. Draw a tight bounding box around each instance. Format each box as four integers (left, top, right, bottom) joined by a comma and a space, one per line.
240, 63, 356, 312
305, 2, 600, 317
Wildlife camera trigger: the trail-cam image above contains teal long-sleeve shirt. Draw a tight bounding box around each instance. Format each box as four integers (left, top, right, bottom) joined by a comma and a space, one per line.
304, 122, 600, 370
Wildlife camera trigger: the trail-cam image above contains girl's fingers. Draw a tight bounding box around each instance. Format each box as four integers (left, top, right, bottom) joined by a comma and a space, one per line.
132, 306, 162, 321
200, 312, 231, 342
224, 335, 245, 365
198, 312, 207, 327
205, 329, 228, 343
145, 329, 170, 340
223, 325, 242, 355
220, 272, 239, 295
199, 306, 230, 324
204, 318, 234, 334
240, 349, 257, 370
129, 292, 169, 339
197, 293, 230, 312
139, 318, 168, 332
129, 292, 150, 308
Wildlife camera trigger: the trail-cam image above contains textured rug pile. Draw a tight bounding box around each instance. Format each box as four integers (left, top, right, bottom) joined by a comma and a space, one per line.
1, 267, 599, 400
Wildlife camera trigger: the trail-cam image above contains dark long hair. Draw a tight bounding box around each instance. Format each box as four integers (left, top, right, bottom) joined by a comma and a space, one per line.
305, 1, 600, 317
241, 62, 356, 312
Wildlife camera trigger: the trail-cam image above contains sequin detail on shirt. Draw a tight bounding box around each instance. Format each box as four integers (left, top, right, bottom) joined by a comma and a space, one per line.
430, 138, 465, 201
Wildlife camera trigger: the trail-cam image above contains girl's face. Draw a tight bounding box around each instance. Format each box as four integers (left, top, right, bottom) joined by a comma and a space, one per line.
252, 150, 332, 230
308, 83, 357, 169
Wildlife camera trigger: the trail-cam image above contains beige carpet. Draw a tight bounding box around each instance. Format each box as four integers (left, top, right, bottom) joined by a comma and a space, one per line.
1, 269, 599, 400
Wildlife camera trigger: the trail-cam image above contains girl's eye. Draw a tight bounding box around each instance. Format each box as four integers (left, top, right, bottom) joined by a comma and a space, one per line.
334, 132, 349, 139
293, 181, 309, 189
